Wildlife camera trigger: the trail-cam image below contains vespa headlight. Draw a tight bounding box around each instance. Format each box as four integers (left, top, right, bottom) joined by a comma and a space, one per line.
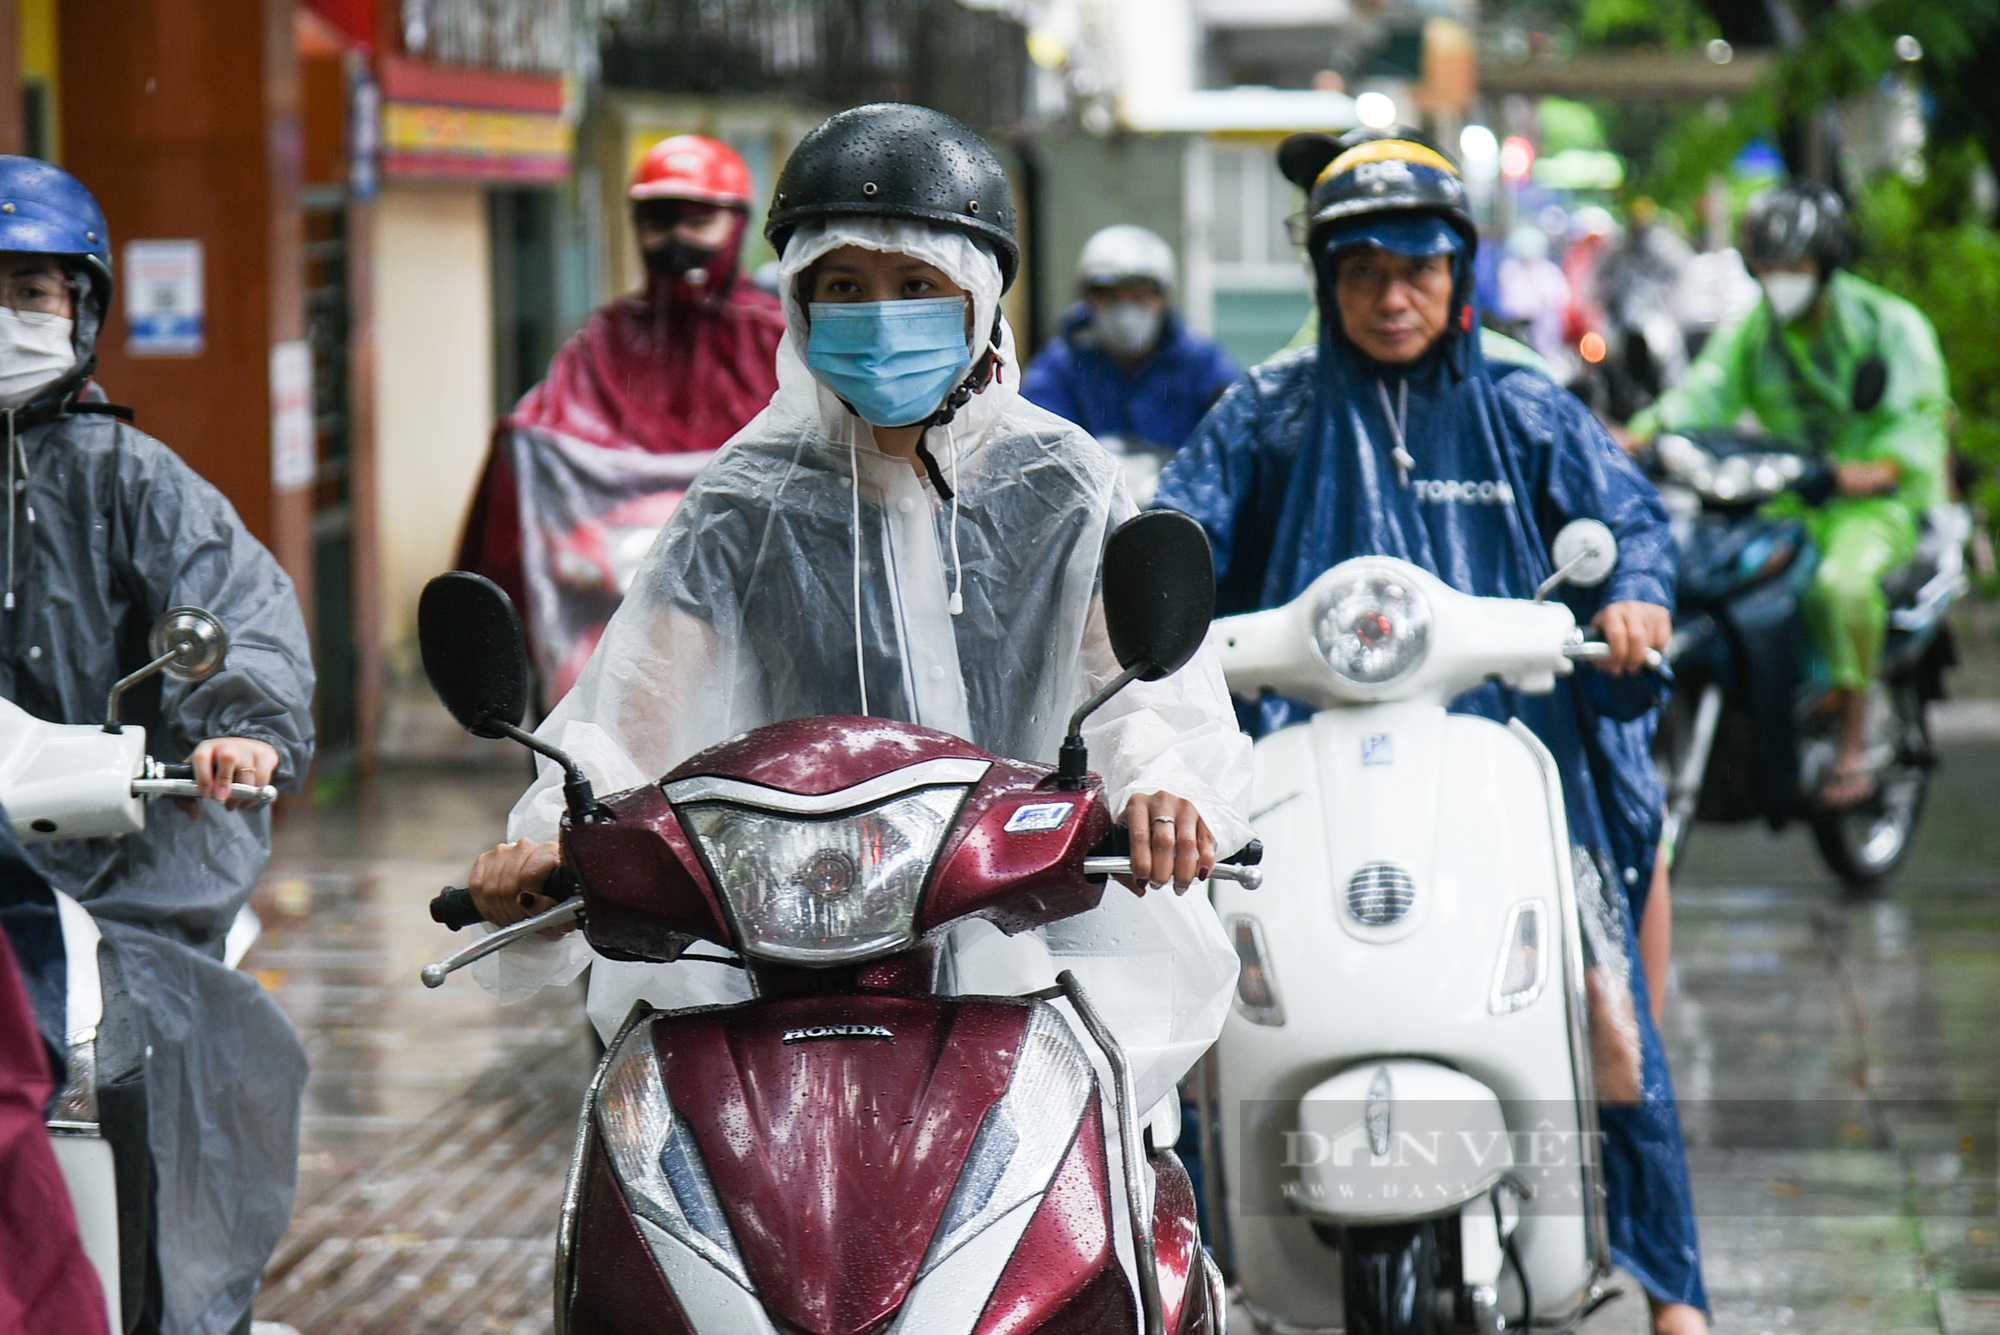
1311, 570, 1432, 687
678, 786, 968, 964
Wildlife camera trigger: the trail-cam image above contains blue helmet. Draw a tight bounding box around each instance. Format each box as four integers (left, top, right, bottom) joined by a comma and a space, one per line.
0, 156, 112, 311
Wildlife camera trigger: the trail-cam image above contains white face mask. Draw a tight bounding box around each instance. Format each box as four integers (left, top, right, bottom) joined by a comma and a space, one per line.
0, 308, 75, 408
1759, 272, 1820, 325
1090, 301, 1163, 359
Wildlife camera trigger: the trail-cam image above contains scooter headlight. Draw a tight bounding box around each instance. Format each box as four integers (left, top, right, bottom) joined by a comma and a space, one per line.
595, 1024, 749, 1285
1311, 570, 1432, 688
678, 786, 968, 964
922, 1005, 1095, 1275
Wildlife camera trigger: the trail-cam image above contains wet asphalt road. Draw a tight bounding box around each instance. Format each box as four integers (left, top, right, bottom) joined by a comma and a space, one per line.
243, 729, 2000, 1333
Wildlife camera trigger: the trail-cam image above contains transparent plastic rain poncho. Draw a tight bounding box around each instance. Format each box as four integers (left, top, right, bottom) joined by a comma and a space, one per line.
482, 217, 1253, 1114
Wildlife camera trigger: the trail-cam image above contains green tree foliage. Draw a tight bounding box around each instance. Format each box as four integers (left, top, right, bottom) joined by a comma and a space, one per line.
1851, 154, 2000, 518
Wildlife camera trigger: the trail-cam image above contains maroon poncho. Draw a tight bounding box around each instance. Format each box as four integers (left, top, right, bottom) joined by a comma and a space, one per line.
0, 928, 108, 1334
458, 216, 786, 613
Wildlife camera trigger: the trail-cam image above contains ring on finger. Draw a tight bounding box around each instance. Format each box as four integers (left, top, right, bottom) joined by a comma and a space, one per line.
1151, 816, 1177, 827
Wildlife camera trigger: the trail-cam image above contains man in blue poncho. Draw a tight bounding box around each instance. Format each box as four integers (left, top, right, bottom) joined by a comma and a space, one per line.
1022, 224, 1239, 451
1156, 131, 1708, 1332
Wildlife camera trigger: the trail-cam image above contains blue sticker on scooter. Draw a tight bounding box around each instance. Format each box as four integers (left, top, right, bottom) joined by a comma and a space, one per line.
1362, 733, 1395, 766
1005, 802, 1074, 833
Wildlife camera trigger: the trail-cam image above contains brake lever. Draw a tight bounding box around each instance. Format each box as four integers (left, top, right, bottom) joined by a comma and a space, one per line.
420, 898, 583, 989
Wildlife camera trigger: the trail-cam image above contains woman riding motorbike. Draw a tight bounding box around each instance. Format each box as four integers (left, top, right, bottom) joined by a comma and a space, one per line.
1156, 131, 1708, 1333
0, 157, 315, 1335
461, 103, 1252, 1138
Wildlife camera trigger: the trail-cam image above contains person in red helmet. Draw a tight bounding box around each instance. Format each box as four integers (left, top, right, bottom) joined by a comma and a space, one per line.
458, 134, 786, 700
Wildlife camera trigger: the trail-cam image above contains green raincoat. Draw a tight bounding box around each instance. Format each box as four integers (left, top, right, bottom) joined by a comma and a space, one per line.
1633, 270, 1951, 688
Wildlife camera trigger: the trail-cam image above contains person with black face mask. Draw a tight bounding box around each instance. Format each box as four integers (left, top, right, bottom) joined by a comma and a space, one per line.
457, 135, 785, 699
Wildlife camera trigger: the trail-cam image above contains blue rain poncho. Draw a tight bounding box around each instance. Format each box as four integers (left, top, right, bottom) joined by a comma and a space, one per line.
1021, 304, 1240, 451
1156, 264, 1707, 1310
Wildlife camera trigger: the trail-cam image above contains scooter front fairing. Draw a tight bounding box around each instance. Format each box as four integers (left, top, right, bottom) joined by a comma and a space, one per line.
1213, 704, 1605, 1327
560, 992, 1212, 1335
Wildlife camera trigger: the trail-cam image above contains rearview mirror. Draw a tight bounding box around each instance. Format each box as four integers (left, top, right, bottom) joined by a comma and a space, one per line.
419, 572, 530, 739
1102, 510, 1216, 680
1545, 519, 1619, 594
150, 607, 229, 684
107, 606, 233, 729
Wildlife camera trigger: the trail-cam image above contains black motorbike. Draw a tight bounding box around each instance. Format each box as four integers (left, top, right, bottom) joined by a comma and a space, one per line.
1648, 430, 1966, 887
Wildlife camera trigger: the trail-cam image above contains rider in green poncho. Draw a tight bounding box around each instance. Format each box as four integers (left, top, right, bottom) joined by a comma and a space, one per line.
1627, 183, 1950, 808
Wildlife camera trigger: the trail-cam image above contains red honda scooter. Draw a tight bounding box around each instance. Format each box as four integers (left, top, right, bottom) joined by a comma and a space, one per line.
415, 512, 1259, 1335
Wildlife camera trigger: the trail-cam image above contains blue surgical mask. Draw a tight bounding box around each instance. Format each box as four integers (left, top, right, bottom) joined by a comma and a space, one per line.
805, 297, 973, 427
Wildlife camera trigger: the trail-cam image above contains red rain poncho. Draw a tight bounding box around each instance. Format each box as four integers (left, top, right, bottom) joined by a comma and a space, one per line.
0, 927, 108, 1335
458, 217, 786, 616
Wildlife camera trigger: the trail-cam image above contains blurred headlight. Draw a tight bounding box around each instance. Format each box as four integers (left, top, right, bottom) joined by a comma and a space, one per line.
1227, 913, 1285, 1025
1311, 570, 1432, 687
679, 786, 968, 964
596, 1026, 749, 1285
1488, 900, 1548, 1014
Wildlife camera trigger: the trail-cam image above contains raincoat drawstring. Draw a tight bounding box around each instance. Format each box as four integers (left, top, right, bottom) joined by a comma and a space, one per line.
4, 408, 21, 611
945, 421, 965, 616
847, 417, 870, 716
1375, 377, 1414, 486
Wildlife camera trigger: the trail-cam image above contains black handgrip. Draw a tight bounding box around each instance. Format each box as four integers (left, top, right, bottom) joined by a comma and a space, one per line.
430, 867, 578, 932
1795, 455, 1839, 508
157, 762, 195, 780
1227, 839, 1264, 866
431, 886, 482, 931
1091, 821, 1133, 858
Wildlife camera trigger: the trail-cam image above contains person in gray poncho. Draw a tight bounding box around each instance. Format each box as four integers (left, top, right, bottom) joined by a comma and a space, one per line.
0, 157, 315, 1335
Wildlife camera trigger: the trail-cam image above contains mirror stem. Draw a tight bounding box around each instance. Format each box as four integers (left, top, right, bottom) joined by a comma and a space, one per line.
1056, 662, 1148, 790
489, 717, 608, 822
1533, 552, 1590, 603
102, 648, 182, 732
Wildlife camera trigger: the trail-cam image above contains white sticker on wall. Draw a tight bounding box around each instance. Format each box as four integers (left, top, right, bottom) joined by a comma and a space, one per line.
270, 341, 315, 493
124, 239, 205, 357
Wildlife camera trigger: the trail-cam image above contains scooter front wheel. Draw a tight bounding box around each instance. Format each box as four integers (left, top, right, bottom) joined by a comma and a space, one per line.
1341, 1221, 1441, 1335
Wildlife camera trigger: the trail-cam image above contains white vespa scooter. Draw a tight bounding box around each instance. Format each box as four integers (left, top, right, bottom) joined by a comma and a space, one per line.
2, 607, 276, 1330
1202, 522, 1648, 1335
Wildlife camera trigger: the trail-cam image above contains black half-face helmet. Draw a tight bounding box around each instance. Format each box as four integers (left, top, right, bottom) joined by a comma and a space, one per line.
764, 103, 1021, 293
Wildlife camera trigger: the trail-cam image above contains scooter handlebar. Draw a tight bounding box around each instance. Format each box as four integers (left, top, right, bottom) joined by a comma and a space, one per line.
1562, 640, 1665, 672
1082, 856, 1264, 890
430, 867, 577, 933
129, 777, 279, 807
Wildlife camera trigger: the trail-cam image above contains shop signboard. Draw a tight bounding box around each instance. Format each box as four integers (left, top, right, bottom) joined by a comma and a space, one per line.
378, 55, 573, 184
